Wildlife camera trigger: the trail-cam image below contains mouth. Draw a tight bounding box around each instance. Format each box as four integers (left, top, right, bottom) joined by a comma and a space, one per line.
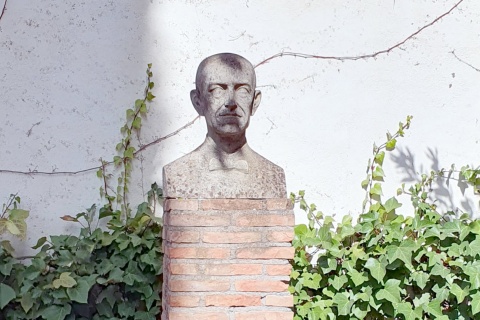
219, 113, 241, 117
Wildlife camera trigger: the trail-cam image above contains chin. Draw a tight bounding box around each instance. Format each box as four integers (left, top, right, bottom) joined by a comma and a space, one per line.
215, 126, 246, 136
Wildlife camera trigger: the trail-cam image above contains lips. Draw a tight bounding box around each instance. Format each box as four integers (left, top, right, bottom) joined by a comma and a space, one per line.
219, 112, 240, 117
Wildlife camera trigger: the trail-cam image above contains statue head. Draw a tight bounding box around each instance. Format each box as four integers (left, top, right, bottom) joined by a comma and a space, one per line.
191, 53, 262, 141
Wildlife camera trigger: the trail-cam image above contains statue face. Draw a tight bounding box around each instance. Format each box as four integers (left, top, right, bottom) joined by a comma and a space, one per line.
192, 55, 261, 137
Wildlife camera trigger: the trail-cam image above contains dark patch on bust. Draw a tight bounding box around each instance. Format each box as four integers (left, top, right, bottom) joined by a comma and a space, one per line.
219, 54, 243, 71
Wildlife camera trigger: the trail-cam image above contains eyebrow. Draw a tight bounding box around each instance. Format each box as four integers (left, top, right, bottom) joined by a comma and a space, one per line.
207, 83, 251, 90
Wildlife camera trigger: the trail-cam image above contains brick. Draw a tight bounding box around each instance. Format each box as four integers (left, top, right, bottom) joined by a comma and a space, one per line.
266, 198, 293, 210
169, 311, 229, 320
266, 230, 294, 242
203, 231, 261, 243
200, 199, 264, 210
169, 247, 230, 259
169, 263, 199, 275
165, 199, 199, 211
236, 247, 294, 259
265, 295, 294, 307
167, 230, 200, 243
235, 280, 288, 292
205, 294, 261, 307
204, 263, 262, 276
168, 213, 230, 227
266, 264, 292, 276
235, 311, 294, 320
235, 214, 294, 227
169, 295, 200, 307
169, 280, 230, 292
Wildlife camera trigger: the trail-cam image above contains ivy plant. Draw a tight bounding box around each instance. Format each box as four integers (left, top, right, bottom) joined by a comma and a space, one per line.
291, 116, 480, 320
0, 65, 163, 320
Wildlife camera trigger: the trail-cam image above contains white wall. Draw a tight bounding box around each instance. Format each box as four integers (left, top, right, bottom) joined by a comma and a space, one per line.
1, 0, 479, 254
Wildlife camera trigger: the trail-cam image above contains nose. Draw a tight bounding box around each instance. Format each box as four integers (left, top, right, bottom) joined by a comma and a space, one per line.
224, 89, 237, 111
225, 100, 237, 111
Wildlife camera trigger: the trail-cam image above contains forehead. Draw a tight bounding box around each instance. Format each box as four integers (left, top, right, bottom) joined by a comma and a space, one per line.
199, 59, 255, 87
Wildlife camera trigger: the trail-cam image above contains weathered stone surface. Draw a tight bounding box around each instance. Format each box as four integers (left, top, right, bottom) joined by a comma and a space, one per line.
163, 53, 286, 199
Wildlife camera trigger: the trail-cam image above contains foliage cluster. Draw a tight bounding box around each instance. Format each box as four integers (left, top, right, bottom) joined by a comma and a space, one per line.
0, 65, 163, 319
290, 116, 480, 319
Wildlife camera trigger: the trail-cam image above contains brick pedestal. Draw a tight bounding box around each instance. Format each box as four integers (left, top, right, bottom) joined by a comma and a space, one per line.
162, 198, 295, 320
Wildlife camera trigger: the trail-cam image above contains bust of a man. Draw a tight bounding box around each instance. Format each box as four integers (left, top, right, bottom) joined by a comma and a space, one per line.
163, 53, 286, 199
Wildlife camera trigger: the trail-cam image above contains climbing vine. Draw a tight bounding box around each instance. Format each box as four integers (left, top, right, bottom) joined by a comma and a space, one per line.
290, 117, 480, 319
0, 65, 163, 320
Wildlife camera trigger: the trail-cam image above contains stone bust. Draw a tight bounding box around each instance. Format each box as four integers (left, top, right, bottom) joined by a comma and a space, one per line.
163, 53, 286, 199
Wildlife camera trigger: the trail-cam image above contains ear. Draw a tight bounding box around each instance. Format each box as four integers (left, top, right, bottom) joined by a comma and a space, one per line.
251, 90, 262, 116
190, 89, 204, 116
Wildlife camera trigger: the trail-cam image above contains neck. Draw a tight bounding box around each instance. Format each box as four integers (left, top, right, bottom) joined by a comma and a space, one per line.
207, 129, 247, 155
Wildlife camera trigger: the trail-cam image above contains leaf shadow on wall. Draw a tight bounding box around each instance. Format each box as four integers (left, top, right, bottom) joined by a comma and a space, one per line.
390, 146, 476, 217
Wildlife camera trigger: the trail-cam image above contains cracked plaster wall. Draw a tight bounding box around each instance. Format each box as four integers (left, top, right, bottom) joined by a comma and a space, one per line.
1, 0, 479, 254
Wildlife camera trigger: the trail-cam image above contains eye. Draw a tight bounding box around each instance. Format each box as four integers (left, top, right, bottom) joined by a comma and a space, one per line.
208, 86, 225, 98
236, 86, 250, 97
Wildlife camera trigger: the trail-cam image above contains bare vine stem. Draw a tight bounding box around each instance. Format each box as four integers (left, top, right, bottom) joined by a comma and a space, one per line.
255, 0, 464, 68
0, 0, 6, 22
451, 50, 480, 73
0, 0, 464, 177
0, 117, 199, 176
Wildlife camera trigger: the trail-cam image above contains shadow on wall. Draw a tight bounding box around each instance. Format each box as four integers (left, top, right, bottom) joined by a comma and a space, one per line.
391, 146, 477, 216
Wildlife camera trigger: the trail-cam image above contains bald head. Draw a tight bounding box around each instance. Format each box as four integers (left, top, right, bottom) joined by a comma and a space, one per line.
190, 53, 262, 142
195, 53, 257, 92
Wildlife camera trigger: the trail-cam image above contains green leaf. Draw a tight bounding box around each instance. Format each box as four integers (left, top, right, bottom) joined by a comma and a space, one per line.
139, 102, 148, 114
365, 257, 386, 283
113, 155, 122, 166
370, 183, 383, 196
132, 117, 142, 129
0, 283, 16, 309
465, 264, 480, 289
9, 209, 29, 220
66, 279, 90, 303
471, 292, 480, 315
361, 178, 369, 189
394, 302, 422, 320
0, 240, 15, 255
53, 272, 77, 288
328, 275, 347, 291
423, 299, 445, 318
386, 239, 415, 266
5, 220, 20, 235
372, 166, 385, 180
386, 138, 397, 151
41, 304, 72, 320
349, 269, 368, 287
32, 236, 48, 249
124, 146, 135, 159
332, 292, 353, 316
135, 99, 143, 108
20, 292, 33, 313
432, 283, 449, 301
374, 151, 385, 165
469, 236, 480, 257
411, 271, 429, 290
450, 283, 469, 303
126, 108, 135, 119
384, 197, 402, 213
376, 279, 402, 304
146, 92, 155, 101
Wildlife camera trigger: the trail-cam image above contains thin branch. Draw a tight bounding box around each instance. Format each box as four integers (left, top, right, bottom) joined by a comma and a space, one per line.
451, 50, 480, 73
254, 0, 464, 68
0, 116, 201, 176
135, 115, 200, 154
0, 0, 6, 22
0, 0, 465, 177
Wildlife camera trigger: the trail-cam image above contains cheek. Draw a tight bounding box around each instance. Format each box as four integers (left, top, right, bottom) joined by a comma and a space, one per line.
236, 95, 253, 108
